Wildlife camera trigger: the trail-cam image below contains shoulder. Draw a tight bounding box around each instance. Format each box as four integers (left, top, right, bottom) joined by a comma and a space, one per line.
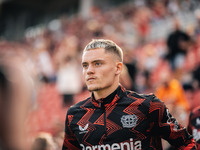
125, 90, 164, 109
126, 90, 161, 103
121, 90, 165, 117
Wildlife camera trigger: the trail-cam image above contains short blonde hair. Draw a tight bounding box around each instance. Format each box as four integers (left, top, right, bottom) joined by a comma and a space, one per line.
84, 39, 123, 62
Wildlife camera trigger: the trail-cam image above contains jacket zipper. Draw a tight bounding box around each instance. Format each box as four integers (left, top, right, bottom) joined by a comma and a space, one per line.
104, 106, 107, 137
100, 102, 107, 137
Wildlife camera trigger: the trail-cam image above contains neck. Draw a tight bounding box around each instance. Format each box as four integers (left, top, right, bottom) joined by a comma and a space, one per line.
93, 82, 120, 100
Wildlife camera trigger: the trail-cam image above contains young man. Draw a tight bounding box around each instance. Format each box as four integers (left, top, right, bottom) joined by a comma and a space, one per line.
62, 39, 196, 150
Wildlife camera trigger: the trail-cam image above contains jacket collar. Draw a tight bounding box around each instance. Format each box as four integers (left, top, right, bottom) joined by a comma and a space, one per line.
91, 85, 126, 108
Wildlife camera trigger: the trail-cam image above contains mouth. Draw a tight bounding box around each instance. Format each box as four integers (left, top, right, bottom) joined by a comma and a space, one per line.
87, 77, 96, 81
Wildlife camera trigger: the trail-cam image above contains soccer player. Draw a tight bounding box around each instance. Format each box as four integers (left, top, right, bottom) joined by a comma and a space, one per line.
62, 39, 196, 149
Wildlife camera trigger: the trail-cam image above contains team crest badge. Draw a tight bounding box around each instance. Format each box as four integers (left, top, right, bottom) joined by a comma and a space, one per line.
121, 114, 138, 128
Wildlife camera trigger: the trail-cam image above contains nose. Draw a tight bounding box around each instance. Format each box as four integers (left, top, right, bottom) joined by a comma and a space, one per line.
86, 64, 94, 75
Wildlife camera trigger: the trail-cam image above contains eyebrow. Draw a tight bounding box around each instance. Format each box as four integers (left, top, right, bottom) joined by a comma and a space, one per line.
81, 62, 88, 66
82, 59, 104, 65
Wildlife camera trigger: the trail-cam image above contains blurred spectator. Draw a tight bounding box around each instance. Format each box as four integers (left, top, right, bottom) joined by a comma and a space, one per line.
134, 68, 151, 93
55, 50, 82, 106
166, 18, 192, 72
182, 74, 198, 110
194, 9, 200, 36
132, 6, 151, 44
188, 106, 200, 149
155, 68, 192, 149
193, 65, 200, 89
167, 0, 180, 15
119, 64, 133, 90
151, 0, 168, 20
123, 50, 138, 91
31, 132, 57, 150
155, 70, 190, 126
33, 37, 56, 83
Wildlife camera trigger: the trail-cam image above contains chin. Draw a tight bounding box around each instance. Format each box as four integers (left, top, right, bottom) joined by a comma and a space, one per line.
87, 85, 101, 92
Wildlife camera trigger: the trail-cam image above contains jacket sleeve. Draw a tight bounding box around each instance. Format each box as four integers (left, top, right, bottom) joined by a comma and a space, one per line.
149, 94, 197, 149
62, 113, 81, 150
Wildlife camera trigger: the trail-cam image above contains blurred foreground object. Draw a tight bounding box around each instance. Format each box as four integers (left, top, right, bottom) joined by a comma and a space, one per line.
0, 44, 33, 149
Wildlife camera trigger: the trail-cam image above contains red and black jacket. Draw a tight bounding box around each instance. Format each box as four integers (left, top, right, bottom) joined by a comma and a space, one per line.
63, 85, 196, 150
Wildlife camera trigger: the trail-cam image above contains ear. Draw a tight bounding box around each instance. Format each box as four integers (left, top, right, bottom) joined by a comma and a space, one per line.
115, 62, 123, 75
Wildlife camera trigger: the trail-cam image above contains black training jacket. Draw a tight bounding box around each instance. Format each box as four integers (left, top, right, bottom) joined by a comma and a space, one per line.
62, 85, 196, 150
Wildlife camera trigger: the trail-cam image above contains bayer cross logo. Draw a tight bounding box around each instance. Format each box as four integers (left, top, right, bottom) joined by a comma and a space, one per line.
121, 114, 138, 128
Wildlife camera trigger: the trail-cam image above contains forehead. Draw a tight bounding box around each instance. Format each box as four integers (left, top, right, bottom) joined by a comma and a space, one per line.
82, 48, 113, 62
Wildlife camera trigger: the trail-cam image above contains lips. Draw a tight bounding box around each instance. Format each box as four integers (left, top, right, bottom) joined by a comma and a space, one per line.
87, 77, 96, 81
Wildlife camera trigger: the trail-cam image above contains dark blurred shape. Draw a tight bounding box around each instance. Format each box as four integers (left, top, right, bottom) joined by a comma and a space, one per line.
166, 18, 192, 71
0, 0, 79, 40
31, 132, 57, 150
0, 67, 11, 149
31, 138, 48, 150
193, 65, 200, 88
0, 0, 132, 40
188, 106, 200, 149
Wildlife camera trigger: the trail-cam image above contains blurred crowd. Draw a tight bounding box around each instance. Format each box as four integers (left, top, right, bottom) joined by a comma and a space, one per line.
0, 0, 200, 149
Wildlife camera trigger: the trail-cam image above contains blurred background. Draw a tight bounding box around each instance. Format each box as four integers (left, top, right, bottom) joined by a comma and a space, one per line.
0, 0, 200, 149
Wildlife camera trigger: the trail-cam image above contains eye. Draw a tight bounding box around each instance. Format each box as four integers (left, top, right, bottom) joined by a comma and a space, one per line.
82, 64, 88, 68
95, 62, 101, 66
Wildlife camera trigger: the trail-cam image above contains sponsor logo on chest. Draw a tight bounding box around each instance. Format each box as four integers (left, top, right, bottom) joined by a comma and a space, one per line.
80, 138, 142, 150
79, 123, 89, 134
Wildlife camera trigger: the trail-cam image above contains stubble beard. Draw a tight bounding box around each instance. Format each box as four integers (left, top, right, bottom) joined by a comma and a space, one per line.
88, 87, 101, 92
87, 83, 112, 92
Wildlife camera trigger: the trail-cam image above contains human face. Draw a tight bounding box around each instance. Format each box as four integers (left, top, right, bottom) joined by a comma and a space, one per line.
82, 48, 121, 93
